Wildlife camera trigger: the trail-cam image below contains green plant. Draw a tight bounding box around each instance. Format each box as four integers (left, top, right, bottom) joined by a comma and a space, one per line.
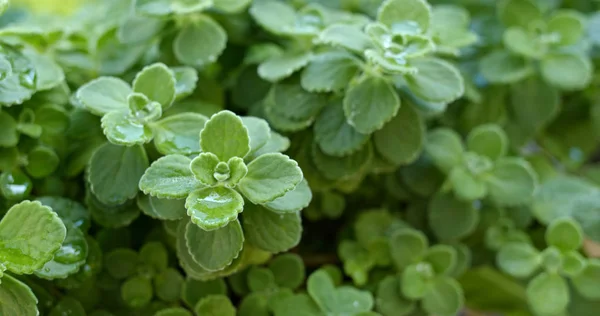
2, 0, 600, 315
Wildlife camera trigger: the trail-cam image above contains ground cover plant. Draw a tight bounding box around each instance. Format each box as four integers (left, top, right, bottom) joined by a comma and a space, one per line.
1, 0, 600, 315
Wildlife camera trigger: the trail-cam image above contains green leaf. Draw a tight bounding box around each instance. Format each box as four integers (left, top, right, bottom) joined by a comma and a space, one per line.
467, 124, 508, 160
25, 146, 59, 179
249, 1, 296, 35
376, 276, 415, 316
133, 63, 176, 109
155, 308, 193, 316
311, 142, 371, 181
0, 112, 18, 147
498, 0, 542, 28
428, 192, 479, 241
430, 5, 478, 55
238, 153, 303, 204
301, 51, 361, 92
545, 217, 583, 251
307, 269, 374, 314
547, 10, 585, 46
185, 220, 244, 271
258, 51, 312, 82
497, 243, 541, 278
424, 128, 464, 173
405, 58, 464, 103
269, 254, 305, 289
200, 111, 250, 161
26, 50, 65, 91
264, 179, 312, 214
139, 154, 203, 199
186, 187, 244, 231
344, 74, 400, 134
76, 77, 131, 116
213, 0, 252, 13
88, 143, 148, 205
541, 53, 592, 90
195, 295, 236, 316
190, 152, 221, 186
271, 293, 321, 316
48, 297, 86, 316
377, 0, 431, 32
140, 241, 169, 273
154, 268, 184, 302
269, 82, 328, 121
247, 267, 277, 292
526, 272, 569, 315
314, 100, 370, 157
251, 131, 290, 158
485, 158, 538, 206
243, 203, 302, 253
448, 166, 488, 201
389, 228, 428, 269
35, 224, 88, 279
101, 111, 154, 146
121, 275, 153, 308
153, 113, 208, 155
137, 194, 187, 220
503, 28, 545, 59
182, 278, 227, 308
374, 101, 424, 165
480, 50, 533, 84
0, 201, 66, 274
560, 250, 585, 276
0, 169, 33, 200
172, 67, 199, 100
0, 274, 38, 316
424, 245, 457, 276
316, 24, 373, 53
241, 117, 271, 156
174, 16, 227, 67
36, 196, 90, 232
87, 193, 140, 229
572, 259, 600, 300
422, 278, 464, 316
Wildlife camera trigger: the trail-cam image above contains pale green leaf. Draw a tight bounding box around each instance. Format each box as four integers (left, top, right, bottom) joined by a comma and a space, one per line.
269, 254, 305, 289
0, 201, 66, 274
153, 113, 208, 155
0, 274, 38, 316
258, 51, 312, 82
88, 143, 149, 205
133, 63, 176, 109
101, 112, 154, 146
467, 124, 508, 160
172, 66, 198, 100
270, 82, 328, 122
76, 77, 131, 116
35, 224, 88, 279
503, 28, 545, 59
315, 24, 372, 53
243, 203, 302, 253
137, 194, 187, 220
27, 51, 65, 91
343, 74, 400, 134
572, 259, 600, 300
406, 57, 464, 103
498, 0, 542, 28
200, 111, 250, 161
541, 53, 592, 90
185, 220, 244, 271
121, 275, 153, 308
547, 10, 584, 46
264, 179, 312, 214
376, 275, 415, 316
307, 269, 374, 314
0, 112, 18, 147
241, 117, 271, 156
480, 50, 533, 84
401, 264, 429, 299
213, 0, 252, 13
249, 1, 296, 35
545, 217, 583, 252
311, 142, 371, 181
389, 228, 428, 269
422, 278, 464, 316
425, 128, 464, 173
485, 158, 538, 206
139, 154, 203, 199
238, 153, 303, 204
378, 0, 431, 32
190, 152, 221, 186
526, 272, 569, 315
174, 16, 227, 67
301, 51, 360, 93
195, 295, 236, 316
497, 243, 541, 278
186, 187, 244, 231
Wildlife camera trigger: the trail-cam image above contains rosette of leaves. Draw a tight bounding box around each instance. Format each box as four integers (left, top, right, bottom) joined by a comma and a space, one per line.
268, 268, 375, 316
0, 201, 67, 316
496, 217, 600, 315
425, 123, 538, 205
131, 0, 251, 67
252, 0, 464, 136
140, 110, 310, 272
480, 0, 592, 90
